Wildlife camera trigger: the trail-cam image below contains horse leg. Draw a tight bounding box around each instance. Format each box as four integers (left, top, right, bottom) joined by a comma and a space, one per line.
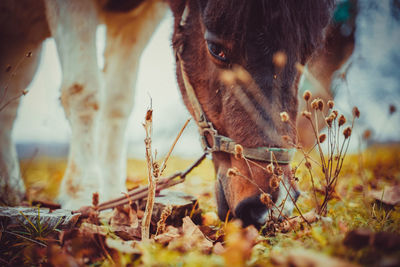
99, 0, 166, 201
0, 41, 43, 205
44, 0, 103, 208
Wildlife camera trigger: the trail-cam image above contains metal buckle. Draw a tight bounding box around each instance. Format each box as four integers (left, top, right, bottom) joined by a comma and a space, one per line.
199, 123, 219, 153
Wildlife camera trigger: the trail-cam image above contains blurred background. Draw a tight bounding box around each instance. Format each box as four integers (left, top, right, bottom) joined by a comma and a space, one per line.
13, 1, 400, 160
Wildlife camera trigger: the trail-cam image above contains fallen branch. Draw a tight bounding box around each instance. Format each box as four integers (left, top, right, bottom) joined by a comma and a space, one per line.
93, 153, 206, 213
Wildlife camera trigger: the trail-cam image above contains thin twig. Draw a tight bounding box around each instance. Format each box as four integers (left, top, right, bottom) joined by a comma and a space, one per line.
159, 118, 191, 175
142, 109, 155, 241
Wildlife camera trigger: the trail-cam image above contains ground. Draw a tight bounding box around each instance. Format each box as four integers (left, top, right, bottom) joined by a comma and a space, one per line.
1, 144, 400, 266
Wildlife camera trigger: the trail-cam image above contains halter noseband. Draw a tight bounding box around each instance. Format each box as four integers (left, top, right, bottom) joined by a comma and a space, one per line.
175, 5, 295, 164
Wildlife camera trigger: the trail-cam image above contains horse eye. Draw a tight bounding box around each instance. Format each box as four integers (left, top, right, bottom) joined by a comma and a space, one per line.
207, 41, 228, 62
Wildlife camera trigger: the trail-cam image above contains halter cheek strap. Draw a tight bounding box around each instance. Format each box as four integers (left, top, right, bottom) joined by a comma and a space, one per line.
175, 5, 295, 164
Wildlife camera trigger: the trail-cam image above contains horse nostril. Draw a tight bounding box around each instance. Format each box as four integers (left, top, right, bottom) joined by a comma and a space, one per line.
234, 195, 269, 227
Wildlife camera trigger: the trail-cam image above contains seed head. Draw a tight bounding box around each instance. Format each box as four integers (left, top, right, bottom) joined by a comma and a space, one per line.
92, 192, 99, 207
311, 99, 319, 110
325, 116, 333, 127
266, 163, 274, 174
319, 133, 326, 143
338, 115, 346, 127
234, 144, 244, 160
227, 167, 239, 177
273, 51, 287, 68
303, 90, 312, 101
389, 104, 396, 115
269, 176, 280, 189
363, 129, 371, 140
332, 110, 338, 118
220, 70, 236, 85
301, 110, 311, 119
282, 135, 292, 143
327, 100, 334, 109
305, 160, 312, 169
280, 111, 290, 122
260, 193, 273, 208
352, 106, 360, 118
276, 166, 283, 176
317, 99, 324, 111
343, 127, 352, 139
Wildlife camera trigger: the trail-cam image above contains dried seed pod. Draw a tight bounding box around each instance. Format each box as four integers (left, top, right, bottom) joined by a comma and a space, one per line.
276, 166, 283, 176
363, 129, 371, 140
266, 163, 274, 174
305, 160, 312, 169
332, 110, 338, 118
338, 115, 346, 127
352, 106, 360, 118
301, 110, 312, 119
92, 192, 99, 207
303, 90, 312, 101
234, 144, 244, 160
273, 51, 287, 68
389, 104, 396, 115
311, 99, 319, 110
282, 135, 292, 143
325, 116, 333, 127
280, 111, 290, 122
327, 100, 335, 109
317, 99, 324, 111
319, 133, 326, 143
260, 193, 273, 208
269, 176, 280, 189
227, 167, 239, 177
343, 127, 352, 139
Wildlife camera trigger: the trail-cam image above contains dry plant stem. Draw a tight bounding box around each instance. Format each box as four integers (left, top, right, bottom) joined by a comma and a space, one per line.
244, 155, 309, 225
159, 118, 191, 175
142, 109, 155, 241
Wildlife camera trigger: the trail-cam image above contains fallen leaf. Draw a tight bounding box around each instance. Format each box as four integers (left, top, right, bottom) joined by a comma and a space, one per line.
369, 185, 400, 206
154, 225, 180, 244
222, 220, 259, 267
111, 225, 141, 240
181, 216, 213, 252
79, 222, 108, 236
105, 237, 141, 254
110, 205, 138, 228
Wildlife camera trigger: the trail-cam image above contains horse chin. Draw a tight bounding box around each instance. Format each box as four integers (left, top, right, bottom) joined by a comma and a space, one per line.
215, 171, 270, 227
234, 194, 270, 227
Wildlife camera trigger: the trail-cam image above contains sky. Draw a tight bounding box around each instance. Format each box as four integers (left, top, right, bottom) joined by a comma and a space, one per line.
12, 2, 400, 158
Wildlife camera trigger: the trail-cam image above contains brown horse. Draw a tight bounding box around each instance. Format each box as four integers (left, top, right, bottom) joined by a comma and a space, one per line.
0, 0, 334, 227
169, 0, 334, 226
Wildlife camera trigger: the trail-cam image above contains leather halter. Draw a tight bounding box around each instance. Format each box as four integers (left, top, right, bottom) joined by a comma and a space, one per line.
175, 5, 295, 164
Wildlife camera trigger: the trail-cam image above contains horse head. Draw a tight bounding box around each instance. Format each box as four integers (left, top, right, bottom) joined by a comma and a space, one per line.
169, 0, 334, 226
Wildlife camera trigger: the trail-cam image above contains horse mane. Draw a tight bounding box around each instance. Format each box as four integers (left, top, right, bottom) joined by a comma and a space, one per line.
201, 0, 335, 63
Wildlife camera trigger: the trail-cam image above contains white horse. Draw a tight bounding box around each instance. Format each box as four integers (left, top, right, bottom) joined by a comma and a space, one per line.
0, 0, 167, 208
